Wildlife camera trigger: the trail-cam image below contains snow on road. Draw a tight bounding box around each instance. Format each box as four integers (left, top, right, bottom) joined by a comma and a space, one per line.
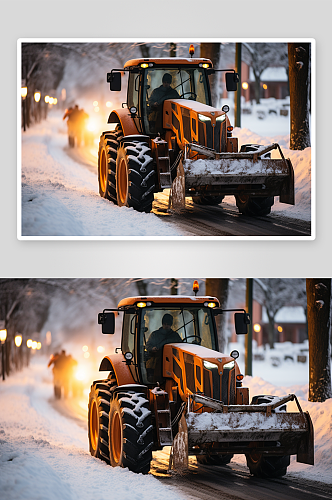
0, 359, 185, 500
20, 114, 184, 237
1, 351, 331, 500
20, 108, 312, 237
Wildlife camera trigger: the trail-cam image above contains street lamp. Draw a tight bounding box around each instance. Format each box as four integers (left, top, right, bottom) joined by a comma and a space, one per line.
0, 328, 7, 381
21, 86, 28, 131
15, 334, 22, 347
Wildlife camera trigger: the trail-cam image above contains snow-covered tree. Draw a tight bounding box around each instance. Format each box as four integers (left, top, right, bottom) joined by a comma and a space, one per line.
306, 279, 332, 402
205, 278, 229, 352
243, 43, 288, 104
288, 43, 311, 150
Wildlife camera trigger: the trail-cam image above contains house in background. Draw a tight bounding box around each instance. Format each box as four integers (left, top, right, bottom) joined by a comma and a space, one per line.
229, 301, 307, 346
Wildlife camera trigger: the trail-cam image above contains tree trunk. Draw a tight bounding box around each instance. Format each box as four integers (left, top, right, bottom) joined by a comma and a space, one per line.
170, 43, 176, 57
205, 279, 229, 352
200, 43, 221, 107
139, 44, 150, 59
288, 43, 311, 150
253, 70, 261, 104
266, 309, 275, 349
306, 279, 332, 402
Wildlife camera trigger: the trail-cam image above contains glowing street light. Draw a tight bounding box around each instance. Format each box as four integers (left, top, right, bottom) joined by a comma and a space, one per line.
31, 341, 38, 350
242, 82, 249, 90
27, 339, 33, 348
36, 342, 42, 350
15, 334, 22, 347
34, 91, 41, 103
253, 323, 261, 333
93, 100, 98, 107
97, 346, 105, 353
84, 352, 90, 359
44, 95, 50, 103
0, 329, 7, 343
21, 87, 28, 99
277, 325, 283, 333
106, 101, 112, 108
82, 345, 89, 352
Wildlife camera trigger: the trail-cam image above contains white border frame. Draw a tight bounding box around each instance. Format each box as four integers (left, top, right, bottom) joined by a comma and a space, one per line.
17, 38, 316, 241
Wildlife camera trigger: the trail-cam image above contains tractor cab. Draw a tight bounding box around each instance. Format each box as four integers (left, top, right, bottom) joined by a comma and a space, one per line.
124, 58, 213, 135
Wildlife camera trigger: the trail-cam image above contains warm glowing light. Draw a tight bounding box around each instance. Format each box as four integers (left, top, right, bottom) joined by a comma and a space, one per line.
27, 339, 33, 348
34, 91, 41, 103
263, 84, 268, 90
106, 101, 112, 108
36, 342, 42, 350
202, 63, 209, 68
0, 329, 7, 343
75, 368, 85, 381
277, 325, 283, 333
31, 341, 38, 350
21, 87, 27, 98
49, 97, 54, 105
207, 302, 216, 308
93, 100, 98, 107
97, 346, 105, 353
53, 98, 57, 105
94, 106, 100, 113
140, 63, 149, 68
84, 352, 90, 359
193, 280, 199, 293
189, 44, 195, 56
15, 335, 22, 347
44, 95, 50, 103
253, 323, 261, 333
242, 82, 249, 90
82, 345, 89, 352
86, 119, 97, 132
137, 302, 146, 308
46, 331, 52, 345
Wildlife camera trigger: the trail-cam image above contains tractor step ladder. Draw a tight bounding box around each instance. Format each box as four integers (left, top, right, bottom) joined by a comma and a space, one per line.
157, 408, 173, 446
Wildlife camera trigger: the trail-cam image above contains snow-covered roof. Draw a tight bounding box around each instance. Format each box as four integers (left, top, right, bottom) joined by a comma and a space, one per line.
249, 67, 288, 82
262, 306, 306, 324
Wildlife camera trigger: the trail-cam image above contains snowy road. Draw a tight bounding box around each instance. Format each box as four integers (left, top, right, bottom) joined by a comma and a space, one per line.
20, 112, 312, 238
1, 358, 331, 500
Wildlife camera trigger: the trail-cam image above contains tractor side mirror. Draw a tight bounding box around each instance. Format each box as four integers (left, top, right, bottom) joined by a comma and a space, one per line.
234, 312, 250, 335
98, 312, 115, 334
107, 71, 121, 91
225, 72, 239, 92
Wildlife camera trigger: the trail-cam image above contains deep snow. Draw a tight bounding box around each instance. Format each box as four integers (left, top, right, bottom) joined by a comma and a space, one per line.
1, 344, 331, 500
20, 103, 312, 237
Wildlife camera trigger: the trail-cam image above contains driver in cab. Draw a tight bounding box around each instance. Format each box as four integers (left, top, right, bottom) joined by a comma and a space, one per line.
148, 73, 179, 133
145, 314, 182, 382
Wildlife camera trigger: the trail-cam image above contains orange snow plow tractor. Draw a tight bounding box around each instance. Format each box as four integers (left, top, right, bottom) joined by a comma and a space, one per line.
98, 49, 294, 216
88, 292, 313, 477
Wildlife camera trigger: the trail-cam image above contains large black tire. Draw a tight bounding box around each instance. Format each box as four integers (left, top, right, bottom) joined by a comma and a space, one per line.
98, 126, 123, 202
88, 375, 116, 464
192, 195, 224, 206
246, 452, 290, 478
235, 194, 274, 216
246, 394, 289, 478
196, 453, 233, 466
116, 140, 155, 213
109, 388, 153, 474
236, 144, 274, 216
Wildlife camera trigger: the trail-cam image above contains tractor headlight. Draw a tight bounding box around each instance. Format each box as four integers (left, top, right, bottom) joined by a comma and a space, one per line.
203, 360, 218, 370
216, 115, 226, 122
223, 360, 235, 370
198, 114, 211, 122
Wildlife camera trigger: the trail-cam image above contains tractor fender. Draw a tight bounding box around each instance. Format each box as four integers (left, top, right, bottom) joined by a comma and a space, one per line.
107, 109, 139, 136
99, 354, 135, 386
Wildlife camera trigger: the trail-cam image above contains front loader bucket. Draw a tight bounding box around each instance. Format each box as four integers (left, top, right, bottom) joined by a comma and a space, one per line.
184, 143, 295, 204
184, 393, 314, 465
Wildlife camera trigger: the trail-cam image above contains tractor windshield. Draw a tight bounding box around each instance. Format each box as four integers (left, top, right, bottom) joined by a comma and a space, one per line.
139, 306, 217, 384
142, 67, 210, 134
